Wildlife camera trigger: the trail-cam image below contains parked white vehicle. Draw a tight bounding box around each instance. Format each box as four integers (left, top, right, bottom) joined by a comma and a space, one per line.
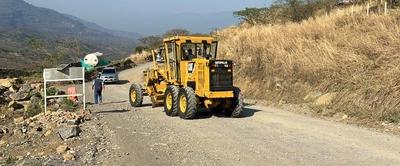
100, 67, 119, 83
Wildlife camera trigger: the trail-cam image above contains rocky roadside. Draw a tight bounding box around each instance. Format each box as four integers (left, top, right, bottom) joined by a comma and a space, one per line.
0, 59, 137, 165
0, 78, 114, 166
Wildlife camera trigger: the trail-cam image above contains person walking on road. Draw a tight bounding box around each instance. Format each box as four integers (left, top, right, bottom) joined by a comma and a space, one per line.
92, 73, 105, 104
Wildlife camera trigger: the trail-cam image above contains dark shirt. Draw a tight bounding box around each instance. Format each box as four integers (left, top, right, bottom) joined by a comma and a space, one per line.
93, 79, 104, 91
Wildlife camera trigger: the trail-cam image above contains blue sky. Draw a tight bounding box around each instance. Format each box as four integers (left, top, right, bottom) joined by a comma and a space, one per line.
23, 0, 274, 35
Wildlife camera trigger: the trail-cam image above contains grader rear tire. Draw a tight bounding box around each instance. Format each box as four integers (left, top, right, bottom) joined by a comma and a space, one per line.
225, 87, 244, 118
178, 87, 197, 119
129, 83, 143, 107
164, 85, 179, 116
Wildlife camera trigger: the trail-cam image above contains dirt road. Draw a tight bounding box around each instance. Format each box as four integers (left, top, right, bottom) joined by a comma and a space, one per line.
86, 63, 400, 166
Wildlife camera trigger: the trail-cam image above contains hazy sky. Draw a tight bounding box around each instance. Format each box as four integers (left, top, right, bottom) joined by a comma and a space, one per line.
23, 0, 273, 35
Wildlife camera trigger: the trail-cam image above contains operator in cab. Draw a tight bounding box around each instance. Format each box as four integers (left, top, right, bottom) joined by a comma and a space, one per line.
187, 49, 195, 60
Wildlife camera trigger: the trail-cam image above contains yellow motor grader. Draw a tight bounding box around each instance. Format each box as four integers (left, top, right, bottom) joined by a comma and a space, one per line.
129, 36, 243, 119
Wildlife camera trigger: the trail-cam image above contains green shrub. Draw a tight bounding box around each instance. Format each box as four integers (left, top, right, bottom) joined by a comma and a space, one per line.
380, 108, 400, 123
46, 87, 57, 96
0, 156, 18, 164
28, 90, 42, 98
60, 98, 76, 111
25, 104, 42, 118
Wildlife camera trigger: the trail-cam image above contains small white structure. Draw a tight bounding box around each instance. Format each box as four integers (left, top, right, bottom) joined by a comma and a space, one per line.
84, 52, 103, 67
338, 0, 352, 5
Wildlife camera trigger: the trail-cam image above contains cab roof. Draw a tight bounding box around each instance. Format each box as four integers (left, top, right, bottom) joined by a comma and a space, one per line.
163, 36, 214, 44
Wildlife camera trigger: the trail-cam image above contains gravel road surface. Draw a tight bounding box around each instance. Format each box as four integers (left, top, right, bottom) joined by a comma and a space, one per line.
85, 63, 400, 166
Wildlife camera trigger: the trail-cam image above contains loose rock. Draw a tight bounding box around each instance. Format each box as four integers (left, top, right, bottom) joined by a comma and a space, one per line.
62, 153, 75, 161
59, 125, 81, 140
56, 145, 69, 154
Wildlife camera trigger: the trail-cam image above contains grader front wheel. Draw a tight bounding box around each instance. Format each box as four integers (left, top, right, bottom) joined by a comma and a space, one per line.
164, 85, 179, 116
178, 87, 197, 119
129, 83, 143, 107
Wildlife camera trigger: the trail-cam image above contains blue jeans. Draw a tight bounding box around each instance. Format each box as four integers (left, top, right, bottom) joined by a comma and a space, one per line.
94, 90, 102, 104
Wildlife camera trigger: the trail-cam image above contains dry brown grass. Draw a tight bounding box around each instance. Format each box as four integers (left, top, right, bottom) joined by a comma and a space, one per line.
214, 6, 400, 127
126, 51, 151, 64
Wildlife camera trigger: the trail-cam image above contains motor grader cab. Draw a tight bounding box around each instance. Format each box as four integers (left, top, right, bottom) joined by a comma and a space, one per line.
129, 36, 243, 119
155, 46, 165, 64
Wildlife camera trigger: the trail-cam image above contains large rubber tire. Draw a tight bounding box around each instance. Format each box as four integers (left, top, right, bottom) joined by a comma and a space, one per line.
178, 87, 197, 119
164, 85, 179, 116
224, 87, 244, 118
129, 83, 143, 107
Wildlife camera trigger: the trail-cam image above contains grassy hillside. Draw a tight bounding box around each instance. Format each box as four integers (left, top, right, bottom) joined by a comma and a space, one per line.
213, 5, 400, 129
0, 0, 86, 33
0, 27, 137, 70
0, 0, 138, 71
63, 14, 144, 40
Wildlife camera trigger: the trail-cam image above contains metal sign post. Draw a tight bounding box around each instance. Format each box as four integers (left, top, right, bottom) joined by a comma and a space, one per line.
43, 65, 85, 113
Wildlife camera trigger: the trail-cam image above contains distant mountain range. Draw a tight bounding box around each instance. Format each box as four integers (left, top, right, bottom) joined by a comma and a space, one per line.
0, 0, 86, 34
63, 14, 144, 39
0, 0, 144, 39
0, 0, 240, 70
0, 0, 142, 70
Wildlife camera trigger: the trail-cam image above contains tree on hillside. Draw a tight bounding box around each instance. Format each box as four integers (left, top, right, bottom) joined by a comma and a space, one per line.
162, 29, 191, 38
136, 29, 194, 52
56, 38, 81, 62
191, 32, 211, 36
321, 0, 338, 13
233, 0, 325, 25
134, 45, 146, 54
387, 0, 400, 8
138, 35, 162, 50
233, 7, 271, 25
28, 38, 81, 69
274, 0, 322, 23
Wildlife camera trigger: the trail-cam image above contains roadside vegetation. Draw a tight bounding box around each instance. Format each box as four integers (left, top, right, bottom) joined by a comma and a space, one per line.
214, 1, 400, 129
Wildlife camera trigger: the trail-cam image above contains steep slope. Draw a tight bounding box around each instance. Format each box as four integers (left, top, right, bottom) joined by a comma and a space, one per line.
63, 14, 144, 39
0, 0, 138, 70
214, 6, 400, 130
0, 0, 86, 34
